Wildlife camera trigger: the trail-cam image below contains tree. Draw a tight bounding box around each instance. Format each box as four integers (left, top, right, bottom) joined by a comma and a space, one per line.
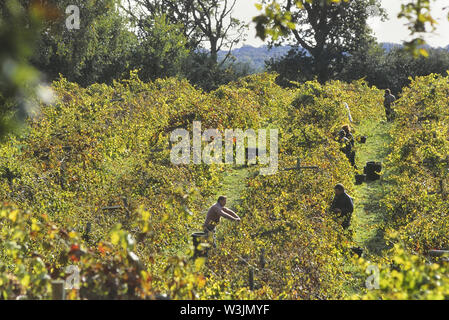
131, 15, 190, 82
31, 0, 137, 86
123, 0, 248, 65
337, 40, 388, 89
259, 0, 382, 83
122, 0, 204, 50
383, 47, 449, 94
0, 0, 54, 138
339, 44, 449, 95
189, 0, 247, 64
254, 0, 448, 57
183, 50, 251, 91
266, 47, 313, 86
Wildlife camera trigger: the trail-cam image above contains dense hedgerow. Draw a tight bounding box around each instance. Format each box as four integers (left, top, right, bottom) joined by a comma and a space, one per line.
0, 72, 385, 299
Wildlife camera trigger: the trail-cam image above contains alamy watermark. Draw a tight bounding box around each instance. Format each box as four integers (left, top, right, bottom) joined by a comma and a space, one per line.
366, 5, 381, 17
66, 5, 80, 30
65, 265, 80, 290
365, 265, 380, 290
170, 121, 279, 175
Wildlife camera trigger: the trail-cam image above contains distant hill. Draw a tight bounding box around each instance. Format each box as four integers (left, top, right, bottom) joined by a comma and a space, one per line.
220, 43, 449, 73
218, 45, 293, 72
381, 42, 403, 52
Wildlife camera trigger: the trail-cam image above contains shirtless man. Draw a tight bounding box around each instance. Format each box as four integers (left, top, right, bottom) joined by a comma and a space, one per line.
203, 196, 240, 236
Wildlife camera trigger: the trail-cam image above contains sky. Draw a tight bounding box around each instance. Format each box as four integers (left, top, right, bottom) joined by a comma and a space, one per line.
233, 0, 449, 48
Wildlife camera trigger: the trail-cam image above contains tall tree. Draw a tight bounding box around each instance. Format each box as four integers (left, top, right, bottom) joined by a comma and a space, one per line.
131, 14, 190, 82
123, 0, 247, 65
254, 0, 448, 57
30, 0, 137, 86
258, 0, 382, 82
122, 0, 204, 49
339, 44, 449, 95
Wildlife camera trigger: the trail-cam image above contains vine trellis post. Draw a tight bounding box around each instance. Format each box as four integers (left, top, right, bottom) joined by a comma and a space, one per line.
51, 280, 65, 300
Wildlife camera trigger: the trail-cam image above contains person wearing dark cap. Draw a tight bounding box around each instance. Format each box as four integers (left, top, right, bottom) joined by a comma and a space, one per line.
330, 184, 354, 230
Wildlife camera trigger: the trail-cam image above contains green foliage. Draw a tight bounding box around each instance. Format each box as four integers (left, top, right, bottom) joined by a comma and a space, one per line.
126, 0, 248, 64
398, 0, 438, 57
253, 0, 449, 57
31, 0, 137, 86
381, 73, 449, 253
0, 73, 273, 299
10, 0, 250, 91
0, 0, 48, 138
254, 0, 447, 57
266, 48, 312, 86
184, 51, 255, 91
201, 78, 384, 299
354, 81, 449, 299
132, 15, 189, 82
256, 0, 381, 83
340, 45, 449, 94
357, 242, 449, 300
0, 71, 387, 299
270, 40, 449, 95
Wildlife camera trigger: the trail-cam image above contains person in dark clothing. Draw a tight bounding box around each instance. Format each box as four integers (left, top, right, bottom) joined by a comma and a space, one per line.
330, 184, 354, 229
384, 89, 396, 122
337, 125, 356, 168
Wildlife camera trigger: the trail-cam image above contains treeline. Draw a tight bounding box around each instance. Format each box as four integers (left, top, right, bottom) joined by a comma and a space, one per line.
268, 44, 449, 95
1, 0, 250, 91
4, 0, 449, 95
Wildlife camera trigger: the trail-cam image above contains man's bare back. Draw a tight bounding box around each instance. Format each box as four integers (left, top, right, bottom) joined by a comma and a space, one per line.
203, 196, 240, 232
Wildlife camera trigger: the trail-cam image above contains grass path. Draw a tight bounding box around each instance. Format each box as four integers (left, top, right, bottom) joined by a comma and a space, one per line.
214, 166, 252, 211
352, 119, 393, 256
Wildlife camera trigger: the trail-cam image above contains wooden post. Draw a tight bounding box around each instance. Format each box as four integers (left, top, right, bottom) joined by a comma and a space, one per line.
82, 222, 91, 242
428, 250, 449, 257
259, 249, 266, 269
122, 197, 128, 209
51, 280, 65, 300
192, 232, 209, 258
122, 197, 130, 218
248, 268, 254, 291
